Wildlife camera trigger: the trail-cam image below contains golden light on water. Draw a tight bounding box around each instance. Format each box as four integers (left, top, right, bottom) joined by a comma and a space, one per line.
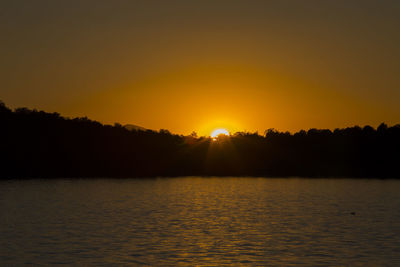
211, 128, 230, 140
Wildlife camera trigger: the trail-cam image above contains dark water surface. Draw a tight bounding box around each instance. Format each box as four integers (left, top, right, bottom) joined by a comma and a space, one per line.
1, 178, 400, 266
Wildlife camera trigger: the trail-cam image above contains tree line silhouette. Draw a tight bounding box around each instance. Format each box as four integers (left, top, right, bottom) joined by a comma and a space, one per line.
1, 101, 399, 178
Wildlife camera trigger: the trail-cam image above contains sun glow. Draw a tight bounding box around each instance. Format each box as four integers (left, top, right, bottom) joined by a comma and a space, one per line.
211, 128, 230, 139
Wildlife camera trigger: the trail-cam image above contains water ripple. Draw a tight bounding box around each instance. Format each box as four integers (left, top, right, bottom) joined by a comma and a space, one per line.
1, 178, 400, 266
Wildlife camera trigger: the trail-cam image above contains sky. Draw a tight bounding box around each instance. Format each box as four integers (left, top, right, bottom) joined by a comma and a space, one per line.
1, 0, 399, 136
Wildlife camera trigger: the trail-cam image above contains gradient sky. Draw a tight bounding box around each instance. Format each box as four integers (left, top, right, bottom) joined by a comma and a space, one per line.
1, 0, 399, 135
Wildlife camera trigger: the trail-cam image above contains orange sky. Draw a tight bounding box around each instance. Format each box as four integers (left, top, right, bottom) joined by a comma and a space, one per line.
1, 1, 399, 136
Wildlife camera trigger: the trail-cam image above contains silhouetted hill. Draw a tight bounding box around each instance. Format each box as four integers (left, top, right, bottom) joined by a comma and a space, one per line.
0, 100, 399, 178
124, 124, 147, 131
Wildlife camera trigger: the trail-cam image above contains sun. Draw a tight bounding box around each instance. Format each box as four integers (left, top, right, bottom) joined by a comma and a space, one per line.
211, 128, 230, 140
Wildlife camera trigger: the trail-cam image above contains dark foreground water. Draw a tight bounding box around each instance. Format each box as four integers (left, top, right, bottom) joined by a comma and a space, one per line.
1, 178, 400, 266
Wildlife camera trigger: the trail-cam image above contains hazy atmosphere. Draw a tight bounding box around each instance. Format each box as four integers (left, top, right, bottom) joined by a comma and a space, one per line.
2, 0, 399, 135
2, 1, 400, 266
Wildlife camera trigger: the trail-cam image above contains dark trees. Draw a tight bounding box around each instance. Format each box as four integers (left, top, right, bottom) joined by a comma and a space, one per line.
0, 101, 399, 178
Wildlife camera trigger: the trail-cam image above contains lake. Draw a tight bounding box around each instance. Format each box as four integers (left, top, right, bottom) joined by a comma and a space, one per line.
1, 177, 400, 266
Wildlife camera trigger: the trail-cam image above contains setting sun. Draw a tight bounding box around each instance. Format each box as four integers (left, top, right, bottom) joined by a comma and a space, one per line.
211, 128, 230, 139
1, 1, 400, 265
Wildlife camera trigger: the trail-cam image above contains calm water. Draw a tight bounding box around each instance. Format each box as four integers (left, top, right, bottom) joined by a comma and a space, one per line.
1, 178, 400, 266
